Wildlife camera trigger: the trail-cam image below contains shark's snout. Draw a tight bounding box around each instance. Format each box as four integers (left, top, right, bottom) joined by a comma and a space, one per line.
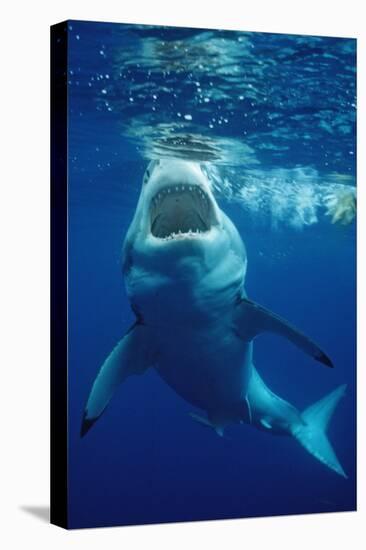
150, 183, 216, 240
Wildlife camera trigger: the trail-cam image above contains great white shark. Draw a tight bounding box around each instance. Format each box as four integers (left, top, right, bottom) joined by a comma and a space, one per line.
81, 159, 347, 478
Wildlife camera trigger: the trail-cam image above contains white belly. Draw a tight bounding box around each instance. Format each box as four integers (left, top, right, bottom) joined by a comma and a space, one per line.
153, 323, 252, 413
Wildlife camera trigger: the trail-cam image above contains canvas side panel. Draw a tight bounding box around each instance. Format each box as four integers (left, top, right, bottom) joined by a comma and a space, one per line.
50, 21, 69, 529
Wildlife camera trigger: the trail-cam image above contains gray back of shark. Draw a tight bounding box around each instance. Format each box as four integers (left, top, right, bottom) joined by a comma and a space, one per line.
81, 160, 347, 479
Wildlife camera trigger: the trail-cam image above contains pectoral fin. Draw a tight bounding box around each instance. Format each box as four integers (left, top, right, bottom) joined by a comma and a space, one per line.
233, 298, 333, 368
81, 323, 156, 437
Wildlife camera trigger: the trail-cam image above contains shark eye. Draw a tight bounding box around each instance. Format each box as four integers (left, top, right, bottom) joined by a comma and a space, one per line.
143, 160, 160, 185
143, 169, 150, 186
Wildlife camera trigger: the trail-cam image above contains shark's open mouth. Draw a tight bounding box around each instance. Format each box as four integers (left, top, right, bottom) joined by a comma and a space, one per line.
150, 184, 215, 240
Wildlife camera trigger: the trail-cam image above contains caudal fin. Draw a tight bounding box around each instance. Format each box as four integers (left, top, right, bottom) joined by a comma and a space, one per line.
292, 385, 347, 478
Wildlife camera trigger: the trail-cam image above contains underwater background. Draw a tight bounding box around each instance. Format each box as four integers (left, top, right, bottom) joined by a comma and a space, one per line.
66, 21, 356, 528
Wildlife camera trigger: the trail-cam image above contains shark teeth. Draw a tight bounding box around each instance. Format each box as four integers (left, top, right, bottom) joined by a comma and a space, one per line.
160, 228, 203, 241
151, 184, 209, 206
150, 183, 213, 239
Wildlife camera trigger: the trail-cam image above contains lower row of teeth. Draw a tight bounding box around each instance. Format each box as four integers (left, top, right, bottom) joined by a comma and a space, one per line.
161, 229, 203, 240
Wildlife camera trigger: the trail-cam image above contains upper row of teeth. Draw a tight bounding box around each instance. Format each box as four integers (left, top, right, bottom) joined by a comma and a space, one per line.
152, 186, 207, 204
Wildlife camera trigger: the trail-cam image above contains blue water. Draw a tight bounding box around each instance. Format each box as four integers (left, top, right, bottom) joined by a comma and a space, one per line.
66, 20, 356, 528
